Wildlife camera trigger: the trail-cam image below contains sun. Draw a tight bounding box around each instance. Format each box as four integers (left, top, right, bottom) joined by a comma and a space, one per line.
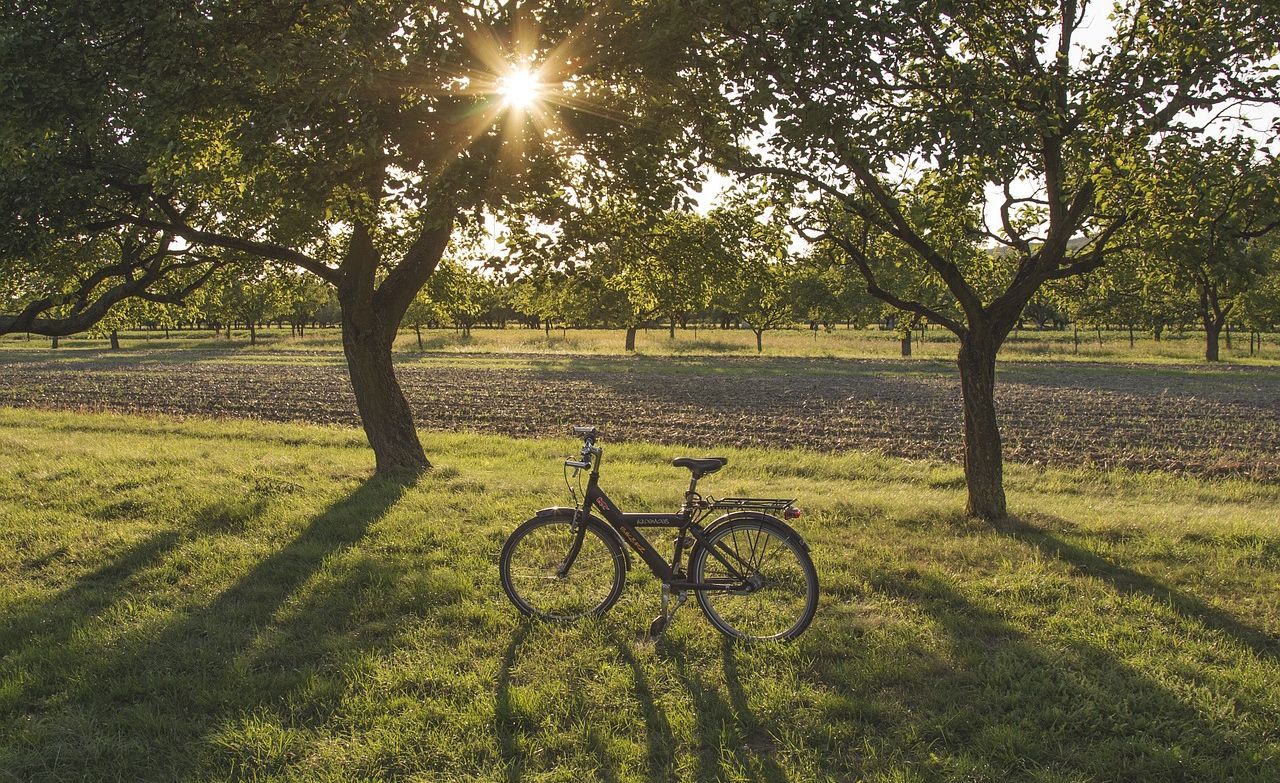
495, 66, 542, 109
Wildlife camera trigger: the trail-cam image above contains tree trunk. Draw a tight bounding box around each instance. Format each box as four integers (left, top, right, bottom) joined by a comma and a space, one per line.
900, 330, 912, 357
624, 325, 637, 352
1154, 323, 1163, 341
340, 310, 428, 474
1205, 320, 1222, 362
109, 329, 120, 350
249, 322, 257, 345
755, 329, 763, 352
415, 324, 423, 350
958, 332, 1006, 519
1073, 326, 1079, 354
1128, 325, 1134, 348
51, 336, 59, 349
668, 317, 676, 339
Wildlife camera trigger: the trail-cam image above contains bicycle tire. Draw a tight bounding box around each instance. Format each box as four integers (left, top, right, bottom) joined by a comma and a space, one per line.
499, 513, 627, 621
690, 516, 818, 641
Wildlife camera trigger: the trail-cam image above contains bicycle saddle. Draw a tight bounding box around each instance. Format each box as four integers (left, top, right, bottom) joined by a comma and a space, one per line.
672, 456, 728, 478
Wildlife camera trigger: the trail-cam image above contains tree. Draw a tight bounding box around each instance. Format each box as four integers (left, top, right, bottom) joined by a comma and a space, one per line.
403, 290, 449, 350
431, 260, 500, 337
217, 268, 289, 346
690, 0, 1280, 517
508, 272, 568, 335
284, 275, 333, 338
725, 256, 795, 352
1239, 238, 1280, 351
713, 191, 797, 351
504, 198, 732, 350
0, 1, 695, 474
788, 251, 873, 332
1129, 136, 1280, 361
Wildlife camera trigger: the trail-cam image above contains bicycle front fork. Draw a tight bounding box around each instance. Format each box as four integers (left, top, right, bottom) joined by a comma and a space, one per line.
556, 512, 588, 578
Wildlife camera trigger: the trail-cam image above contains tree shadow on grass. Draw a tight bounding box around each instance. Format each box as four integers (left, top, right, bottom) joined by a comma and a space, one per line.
1000, 515, 1279, 663
2, 529, 184, 652
869, 565, 1279, 781
1, 474, 409, 782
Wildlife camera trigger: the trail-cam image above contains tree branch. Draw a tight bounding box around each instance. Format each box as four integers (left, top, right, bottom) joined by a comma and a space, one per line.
818, 229, 965, 336
141, 199, 339, 283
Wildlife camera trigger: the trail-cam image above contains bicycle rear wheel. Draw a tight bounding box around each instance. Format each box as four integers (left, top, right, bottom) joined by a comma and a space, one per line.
500, 513, 626, 621
690, 517, 818, 641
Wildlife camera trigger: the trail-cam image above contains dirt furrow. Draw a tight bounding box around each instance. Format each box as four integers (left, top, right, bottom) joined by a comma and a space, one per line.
0, 357, 1277, 480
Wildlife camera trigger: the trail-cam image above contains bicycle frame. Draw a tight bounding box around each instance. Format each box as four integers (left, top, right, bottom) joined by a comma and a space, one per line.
567, 449, 760, 592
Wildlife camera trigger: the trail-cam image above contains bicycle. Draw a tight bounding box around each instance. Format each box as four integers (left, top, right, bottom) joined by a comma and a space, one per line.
499, 426, 819, 641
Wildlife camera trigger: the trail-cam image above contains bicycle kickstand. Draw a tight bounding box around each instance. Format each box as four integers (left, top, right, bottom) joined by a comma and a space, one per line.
649, 584, 688, 637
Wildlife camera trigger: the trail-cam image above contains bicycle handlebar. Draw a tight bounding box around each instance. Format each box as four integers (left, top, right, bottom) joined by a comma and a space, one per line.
567, 426, 600, 471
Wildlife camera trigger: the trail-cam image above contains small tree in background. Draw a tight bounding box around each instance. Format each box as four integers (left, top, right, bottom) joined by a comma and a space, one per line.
217, 269, 288, 346
725, 257, 795, 352
1129, 136, 1280, 361
285, 275, 333, 338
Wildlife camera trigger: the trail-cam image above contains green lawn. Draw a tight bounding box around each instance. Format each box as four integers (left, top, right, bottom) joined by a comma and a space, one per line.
4, 323, 1279, 366
2, 409, 1279, 781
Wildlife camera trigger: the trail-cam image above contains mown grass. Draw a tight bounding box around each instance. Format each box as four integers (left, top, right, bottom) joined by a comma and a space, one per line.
2, 408, 1279, 782
4, 324, 1279, 366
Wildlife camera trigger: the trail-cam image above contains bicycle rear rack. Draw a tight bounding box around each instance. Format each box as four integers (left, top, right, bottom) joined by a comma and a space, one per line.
708, 496, 796, 512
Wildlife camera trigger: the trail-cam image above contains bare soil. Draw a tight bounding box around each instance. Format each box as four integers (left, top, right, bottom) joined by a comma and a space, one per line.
1, 352, 1277, 480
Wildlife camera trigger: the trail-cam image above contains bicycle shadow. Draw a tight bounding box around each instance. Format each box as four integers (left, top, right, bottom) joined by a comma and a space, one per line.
494, 626, 530, 783
494, 624, 679, 783
660, 634, 793, 783
656, 635, 790, 783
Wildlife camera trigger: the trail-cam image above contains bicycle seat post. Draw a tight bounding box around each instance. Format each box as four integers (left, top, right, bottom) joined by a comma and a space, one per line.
681, 474, 700, 514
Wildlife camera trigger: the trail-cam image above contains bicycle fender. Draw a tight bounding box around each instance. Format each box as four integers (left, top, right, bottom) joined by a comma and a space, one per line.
703, 512, 811, 553
532, 507, 632, 569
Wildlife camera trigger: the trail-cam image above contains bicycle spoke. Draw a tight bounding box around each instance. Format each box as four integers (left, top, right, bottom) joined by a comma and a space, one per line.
501, 518, 623, 620
695, 522, 816, 641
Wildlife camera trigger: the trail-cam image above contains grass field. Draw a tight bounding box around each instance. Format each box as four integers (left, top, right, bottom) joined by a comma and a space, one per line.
3, 408, 1279, 781
4, 323, 1279, 365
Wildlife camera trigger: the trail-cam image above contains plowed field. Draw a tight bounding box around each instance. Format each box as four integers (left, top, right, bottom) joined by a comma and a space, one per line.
2, 351, 1277, 480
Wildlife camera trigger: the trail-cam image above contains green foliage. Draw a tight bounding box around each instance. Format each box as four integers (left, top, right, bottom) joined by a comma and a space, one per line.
0, 1, 700, 335
1126, 136, 1280, 335
686, 0, 1280, 343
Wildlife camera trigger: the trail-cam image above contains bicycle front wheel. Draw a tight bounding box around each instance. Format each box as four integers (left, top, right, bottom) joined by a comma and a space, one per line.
690, 517, 818, 641
500, 513, 626, 621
